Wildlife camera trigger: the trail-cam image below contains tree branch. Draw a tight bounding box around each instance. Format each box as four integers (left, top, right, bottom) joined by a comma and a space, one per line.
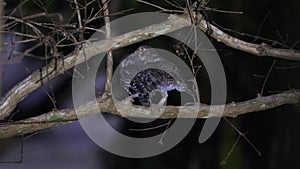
0, 90, 299, 139
194, 13, 300, 61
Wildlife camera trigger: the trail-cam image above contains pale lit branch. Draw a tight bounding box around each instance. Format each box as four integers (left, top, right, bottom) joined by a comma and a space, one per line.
195, 13, 300, 60
0, 90, 299, 139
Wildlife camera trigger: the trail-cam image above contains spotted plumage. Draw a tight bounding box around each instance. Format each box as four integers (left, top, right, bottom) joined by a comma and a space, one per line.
128, 68, 179, 107
119, 46, 193, 107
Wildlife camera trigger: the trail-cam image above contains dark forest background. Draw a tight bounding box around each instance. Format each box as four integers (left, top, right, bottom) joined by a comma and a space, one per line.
0, 0, 300, 169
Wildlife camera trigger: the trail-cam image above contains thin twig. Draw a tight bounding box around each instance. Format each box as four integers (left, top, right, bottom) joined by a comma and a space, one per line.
223, 117, 262, 156
2, 16, 43, 36
202, 6, 243, 15
185, 0, 194, 24
260, 59, 277, 96
137, 0, 183, 13
158, 119, 172, 146
220, 134, 241, 165
102, 0, 113, 92
73, 0, 82, 29
129, 120, 172, 131
253, 10, 270, 42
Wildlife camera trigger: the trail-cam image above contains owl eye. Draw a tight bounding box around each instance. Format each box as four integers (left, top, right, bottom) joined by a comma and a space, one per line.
137, 46, 146, 54
139, 46, 146, 52
137, 45, 151, 53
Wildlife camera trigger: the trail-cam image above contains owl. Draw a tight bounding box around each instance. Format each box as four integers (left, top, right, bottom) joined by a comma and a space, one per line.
119, 46, 193, 107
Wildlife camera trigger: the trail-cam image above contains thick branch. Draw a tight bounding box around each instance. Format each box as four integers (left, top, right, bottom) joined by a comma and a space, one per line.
0, 90, 299, 139
195, 13, 300, 61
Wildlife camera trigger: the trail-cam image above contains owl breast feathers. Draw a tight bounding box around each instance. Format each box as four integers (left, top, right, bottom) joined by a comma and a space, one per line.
119, 46, 191, 107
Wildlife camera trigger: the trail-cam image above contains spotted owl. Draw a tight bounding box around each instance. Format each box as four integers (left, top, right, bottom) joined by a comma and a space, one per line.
119, 46, 193, 107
